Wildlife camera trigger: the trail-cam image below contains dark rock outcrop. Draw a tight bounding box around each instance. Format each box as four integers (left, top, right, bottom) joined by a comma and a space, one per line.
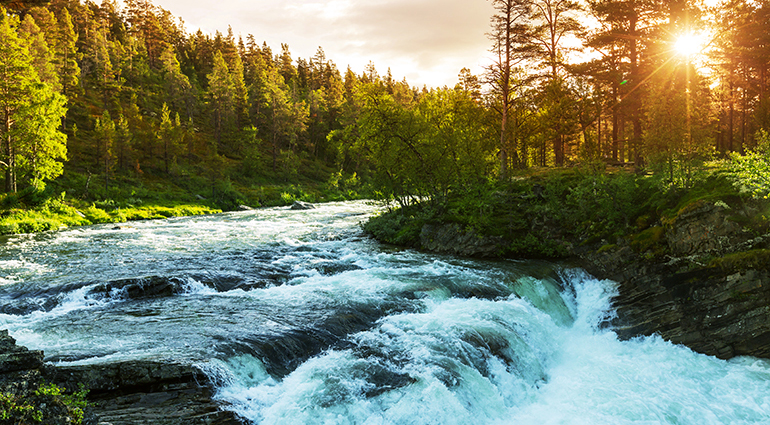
47, 360, 242, 425
583, 201, 770, 360
0, 330, 44, 395
0, 329, 242, 425
0, 330, 89, 424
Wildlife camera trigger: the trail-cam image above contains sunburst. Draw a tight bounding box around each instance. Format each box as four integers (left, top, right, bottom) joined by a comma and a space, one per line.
675, 33, 706, 56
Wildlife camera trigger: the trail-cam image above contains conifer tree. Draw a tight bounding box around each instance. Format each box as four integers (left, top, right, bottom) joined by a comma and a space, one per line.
0, 8, 67, 192
18, 14, 60, 90
160, 45, 194, 119
207, 50, 234, 149
93, 109, 115, 189
53, 7, 79, 102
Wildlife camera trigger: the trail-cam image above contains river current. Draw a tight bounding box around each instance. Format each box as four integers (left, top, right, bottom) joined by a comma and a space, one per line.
1, 201, 770, 424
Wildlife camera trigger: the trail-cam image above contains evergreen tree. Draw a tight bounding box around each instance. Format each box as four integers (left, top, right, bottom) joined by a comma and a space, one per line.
207, 50, 234, 150
93, 109, 115, 189
0, 8, 67, 192
18, 13, 60, 90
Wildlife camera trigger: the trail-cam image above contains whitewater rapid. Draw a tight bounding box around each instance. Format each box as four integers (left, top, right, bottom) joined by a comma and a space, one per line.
0, 201, 769, 424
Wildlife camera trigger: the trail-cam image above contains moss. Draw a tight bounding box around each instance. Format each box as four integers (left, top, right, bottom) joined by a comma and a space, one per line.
709, 249, 770, 271
597, 244, 617, 254
630, 226, 665, 253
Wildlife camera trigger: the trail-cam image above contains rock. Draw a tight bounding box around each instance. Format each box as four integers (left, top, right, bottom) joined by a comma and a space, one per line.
420, 223, 506, 257
237, 205, 253, 211
89, 276, 187, 300
46, 360, 243, 425
665, 202, 751, 257
0, 330, 44, 394
290, 200, 315, 210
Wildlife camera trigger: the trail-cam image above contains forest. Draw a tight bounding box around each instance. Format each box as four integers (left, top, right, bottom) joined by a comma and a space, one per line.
0, 0, 769, 232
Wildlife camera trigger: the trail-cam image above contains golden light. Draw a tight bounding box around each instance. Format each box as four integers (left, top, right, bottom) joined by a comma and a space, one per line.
675, 33, 705, 56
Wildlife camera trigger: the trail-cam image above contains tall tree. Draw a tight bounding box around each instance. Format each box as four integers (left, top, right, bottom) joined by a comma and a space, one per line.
206, 50, 234, 150
160, 45, 194, 119
18, 13, 60, 90
486, 0, 529, 178
0, 8, 67, 192
93, 109, 115, 189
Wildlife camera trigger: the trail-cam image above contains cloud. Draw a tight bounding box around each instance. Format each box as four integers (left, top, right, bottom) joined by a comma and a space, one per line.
151, 0, 495, 87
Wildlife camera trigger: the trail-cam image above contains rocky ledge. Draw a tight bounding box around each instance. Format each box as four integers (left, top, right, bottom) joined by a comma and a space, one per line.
0, 330, 242, 425
413, 200, 770, 360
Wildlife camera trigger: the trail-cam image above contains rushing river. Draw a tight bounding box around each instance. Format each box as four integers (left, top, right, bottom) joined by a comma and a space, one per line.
1, 200, 770, 424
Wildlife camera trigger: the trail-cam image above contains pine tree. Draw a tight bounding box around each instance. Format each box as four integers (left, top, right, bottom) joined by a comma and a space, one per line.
18, 14, 60, 90
53, 7, 79, 102
0, 8, 67, 193
93, 109, 115, 189
207, 50, 234, 150
160, 45, 194, 119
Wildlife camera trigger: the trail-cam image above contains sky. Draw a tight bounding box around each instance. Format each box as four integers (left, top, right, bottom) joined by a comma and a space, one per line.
148, 0, 497, 88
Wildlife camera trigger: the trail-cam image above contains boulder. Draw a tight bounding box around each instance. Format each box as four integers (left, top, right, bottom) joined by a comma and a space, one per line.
290, 200, 315, 210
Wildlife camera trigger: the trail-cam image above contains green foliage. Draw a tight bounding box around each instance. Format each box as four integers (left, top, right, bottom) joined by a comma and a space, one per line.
363, 207, 427, 247
211, 178, 246, 211
725, 131, 770, 199
0, 382, 88, 425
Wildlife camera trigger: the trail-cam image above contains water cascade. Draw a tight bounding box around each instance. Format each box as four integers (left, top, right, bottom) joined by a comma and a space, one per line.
1, 201, 769, 424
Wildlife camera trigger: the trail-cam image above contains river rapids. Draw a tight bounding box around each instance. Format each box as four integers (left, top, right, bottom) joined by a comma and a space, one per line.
1, 201, 769, 424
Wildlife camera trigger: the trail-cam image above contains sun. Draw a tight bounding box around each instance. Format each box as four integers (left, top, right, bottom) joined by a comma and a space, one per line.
675, 33, 705, 56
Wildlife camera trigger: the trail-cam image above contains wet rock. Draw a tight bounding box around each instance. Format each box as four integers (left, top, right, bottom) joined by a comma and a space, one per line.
90, 276, 187, 300
47, 360, 243, 425
290, 200, 315, 210
219, 299, 417, 379
0, 330, 44, 393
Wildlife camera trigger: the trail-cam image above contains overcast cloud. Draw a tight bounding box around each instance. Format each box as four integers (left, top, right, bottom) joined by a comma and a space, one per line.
150, 0, 496, 88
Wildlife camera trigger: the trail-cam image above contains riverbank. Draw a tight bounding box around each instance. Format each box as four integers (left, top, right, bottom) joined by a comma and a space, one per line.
0, 170, 368, 236
363, 166, 770, 360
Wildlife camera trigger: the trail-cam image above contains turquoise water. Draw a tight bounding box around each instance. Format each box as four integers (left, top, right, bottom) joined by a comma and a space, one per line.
1, 201, 769, 424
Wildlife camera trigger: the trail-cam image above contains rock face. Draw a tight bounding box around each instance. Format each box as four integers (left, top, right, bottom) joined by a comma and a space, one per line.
414, 201, 770, 360
0, 330, 88, 424
589, 201, 770, 359
420, 223, 505, 257
0, 330, 44, 395
47, 360, 242, 425
0, 329, 242, 425
665, 201, 753, 256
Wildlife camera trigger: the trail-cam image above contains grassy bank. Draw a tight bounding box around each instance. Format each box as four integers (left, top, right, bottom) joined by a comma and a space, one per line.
0, 165, 370, 236
364, 161, 770, 259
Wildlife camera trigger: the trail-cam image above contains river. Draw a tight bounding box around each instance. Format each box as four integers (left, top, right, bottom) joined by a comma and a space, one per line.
1, 200, 769, 424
